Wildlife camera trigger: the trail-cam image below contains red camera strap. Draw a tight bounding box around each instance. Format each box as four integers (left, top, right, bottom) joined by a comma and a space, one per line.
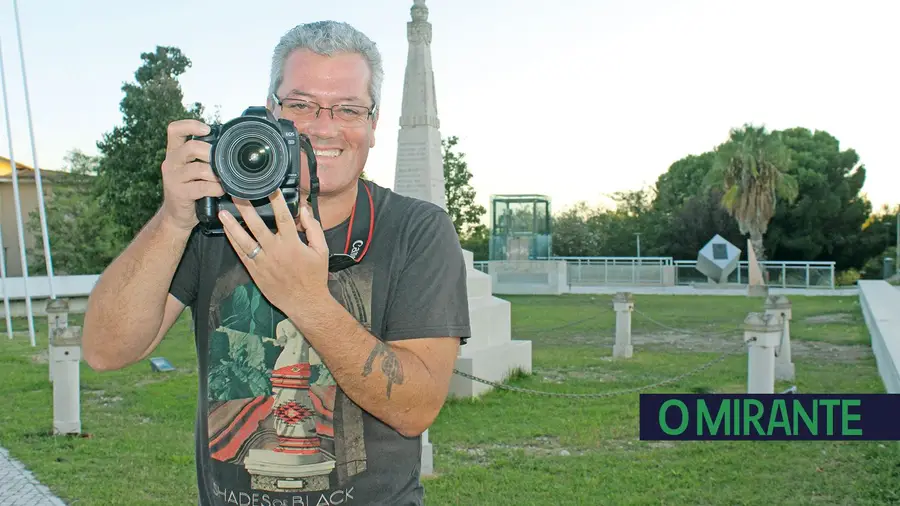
342, 179, 374, 262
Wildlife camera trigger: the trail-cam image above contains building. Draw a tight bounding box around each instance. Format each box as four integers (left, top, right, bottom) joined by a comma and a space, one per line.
0, 155, 68, 277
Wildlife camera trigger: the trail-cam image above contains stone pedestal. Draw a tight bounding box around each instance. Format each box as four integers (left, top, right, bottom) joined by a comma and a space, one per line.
765, 295, 795, 381
612, 292, 634, 358
50, 326, 82, 435
46, 298, 69, 382
743, 313, 781, 394
449, 249, 532, 398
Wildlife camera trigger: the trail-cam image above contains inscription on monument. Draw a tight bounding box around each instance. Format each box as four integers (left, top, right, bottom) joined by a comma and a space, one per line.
395, 142, 430, 196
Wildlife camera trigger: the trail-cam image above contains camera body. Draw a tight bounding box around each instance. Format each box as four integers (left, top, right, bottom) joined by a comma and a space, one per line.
190, 106, 316, 235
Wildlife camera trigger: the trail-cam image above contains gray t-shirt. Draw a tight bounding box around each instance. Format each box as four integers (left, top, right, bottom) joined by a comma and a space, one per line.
168, 180, 471, 506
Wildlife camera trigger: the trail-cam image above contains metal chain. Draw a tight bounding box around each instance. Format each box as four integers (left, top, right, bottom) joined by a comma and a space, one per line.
513, 312, 609, 337
450, 304, 759, 398
452, 333, 745, 398
631, 307, 743, 338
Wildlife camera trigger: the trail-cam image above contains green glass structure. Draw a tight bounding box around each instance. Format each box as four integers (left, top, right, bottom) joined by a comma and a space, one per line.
489, 194, 552, 261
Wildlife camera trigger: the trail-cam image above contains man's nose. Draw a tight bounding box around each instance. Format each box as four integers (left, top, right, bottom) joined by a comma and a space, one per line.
303, 109, 340, 138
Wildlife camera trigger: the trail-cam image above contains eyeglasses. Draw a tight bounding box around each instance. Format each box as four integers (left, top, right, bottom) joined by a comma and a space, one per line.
272, 93, 376, 126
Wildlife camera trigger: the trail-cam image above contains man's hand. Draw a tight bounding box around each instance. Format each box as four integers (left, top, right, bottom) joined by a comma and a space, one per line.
218, 190, 332, 313
159, 119, 225, 231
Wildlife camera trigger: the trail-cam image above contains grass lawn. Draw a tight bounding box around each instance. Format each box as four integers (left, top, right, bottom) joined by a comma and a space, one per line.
2, 293, 898, 505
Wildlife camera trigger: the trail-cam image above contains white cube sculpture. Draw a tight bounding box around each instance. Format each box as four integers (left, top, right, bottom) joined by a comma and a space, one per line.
696, 234, 741, 284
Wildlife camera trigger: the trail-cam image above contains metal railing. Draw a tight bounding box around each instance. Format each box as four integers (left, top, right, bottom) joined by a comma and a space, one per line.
472, 257, 836, 289
673, 260, 835, 289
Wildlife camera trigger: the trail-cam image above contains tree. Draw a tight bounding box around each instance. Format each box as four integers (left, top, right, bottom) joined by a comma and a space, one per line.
704, 124, 799, 261
93, 46, 205, 241
652, 152, 716, 215
442, 136, 486, 238
766, 128, 875, 268
650, 128, 877, 271
25, 150, 126, 275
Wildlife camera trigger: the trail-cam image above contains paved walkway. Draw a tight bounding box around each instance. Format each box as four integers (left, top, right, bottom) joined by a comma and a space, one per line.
0, 447, 66, 506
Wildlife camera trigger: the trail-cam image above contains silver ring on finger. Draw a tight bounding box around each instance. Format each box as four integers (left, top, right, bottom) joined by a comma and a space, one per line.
247, 243, 262, 260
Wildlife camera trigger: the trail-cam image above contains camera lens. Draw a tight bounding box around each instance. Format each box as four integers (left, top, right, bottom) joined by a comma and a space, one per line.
237, 142, 270, 173
212, 118, 291, 200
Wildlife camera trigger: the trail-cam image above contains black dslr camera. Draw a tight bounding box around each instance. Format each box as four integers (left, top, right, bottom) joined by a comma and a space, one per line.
190, 106, 319, 235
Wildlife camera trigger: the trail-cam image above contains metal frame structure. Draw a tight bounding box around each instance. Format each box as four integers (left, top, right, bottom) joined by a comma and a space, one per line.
488, 194, 552, 261
1, 0, 56, 345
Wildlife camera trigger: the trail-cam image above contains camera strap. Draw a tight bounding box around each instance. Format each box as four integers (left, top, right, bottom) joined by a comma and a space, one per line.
305, 178, 374, 273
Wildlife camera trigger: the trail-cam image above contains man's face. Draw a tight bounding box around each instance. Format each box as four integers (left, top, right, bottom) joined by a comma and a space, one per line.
270, 49, 378, 197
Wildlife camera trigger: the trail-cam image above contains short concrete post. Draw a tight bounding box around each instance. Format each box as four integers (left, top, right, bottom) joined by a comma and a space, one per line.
764, 295, 795, 381
50, 326, 82, 435
46, 298, 70, 383
612, 292, 634, 358
743, 313, 781, 394
421, 429, 433, 477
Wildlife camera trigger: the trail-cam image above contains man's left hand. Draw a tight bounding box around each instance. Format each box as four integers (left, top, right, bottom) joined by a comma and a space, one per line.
219, 190, 332, 314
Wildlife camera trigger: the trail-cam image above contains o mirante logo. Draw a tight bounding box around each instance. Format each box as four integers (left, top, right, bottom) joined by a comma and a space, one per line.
639, 394, 900, 441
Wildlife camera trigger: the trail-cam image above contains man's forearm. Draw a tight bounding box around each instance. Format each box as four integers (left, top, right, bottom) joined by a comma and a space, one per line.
83, 211, 192, 370
287, 297, 445, 438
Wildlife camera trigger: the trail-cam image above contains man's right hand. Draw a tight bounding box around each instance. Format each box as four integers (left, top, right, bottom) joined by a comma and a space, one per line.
159, 119, 225, 231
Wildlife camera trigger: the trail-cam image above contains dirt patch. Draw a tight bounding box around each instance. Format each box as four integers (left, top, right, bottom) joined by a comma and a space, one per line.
803, 313, 854, 324
30, 350, 49, 364
632, 331, 743, 354
536, 368, 619, 384
790, 340, 871, 363
625, 330, 871, 363
448, 435, 683, 465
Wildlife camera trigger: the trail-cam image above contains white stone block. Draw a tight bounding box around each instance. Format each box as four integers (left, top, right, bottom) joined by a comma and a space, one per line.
696, 234, 741, 284
490, 260, 568, 295
461, 249, 475, 271
467, 268, 493, 300
859, 280, 900, 394
420, 429, 433, 477
450, 340, 533, 398
466, 296, 512, 351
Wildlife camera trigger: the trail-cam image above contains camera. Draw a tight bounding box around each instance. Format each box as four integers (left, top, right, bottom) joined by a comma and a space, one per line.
190, 106, 319, 235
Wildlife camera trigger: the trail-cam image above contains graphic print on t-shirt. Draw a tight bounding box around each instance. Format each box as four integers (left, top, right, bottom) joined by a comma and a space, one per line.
204, 260, 375, 494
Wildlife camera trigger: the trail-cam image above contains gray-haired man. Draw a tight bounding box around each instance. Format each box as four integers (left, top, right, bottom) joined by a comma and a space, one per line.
82, 20, 470, 505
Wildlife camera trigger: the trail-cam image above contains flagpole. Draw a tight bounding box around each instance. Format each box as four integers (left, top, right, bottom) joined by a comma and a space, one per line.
0, 34, 36, 346
0, 208, 13, 340
13, 0, 55, 299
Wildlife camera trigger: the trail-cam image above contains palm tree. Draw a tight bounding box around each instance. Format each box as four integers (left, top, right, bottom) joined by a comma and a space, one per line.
704, 124, 799, 262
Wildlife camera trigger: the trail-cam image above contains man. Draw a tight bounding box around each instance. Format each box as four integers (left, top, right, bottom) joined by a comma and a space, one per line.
82, 20, 470, 506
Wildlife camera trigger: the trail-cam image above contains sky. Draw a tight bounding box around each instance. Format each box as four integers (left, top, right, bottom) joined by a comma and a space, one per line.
1, 0, 898, 219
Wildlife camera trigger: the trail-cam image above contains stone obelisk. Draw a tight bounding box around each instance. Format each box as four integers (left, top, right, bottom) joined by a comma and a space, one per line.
394, 0, 446, 209
393, 0, 532, 479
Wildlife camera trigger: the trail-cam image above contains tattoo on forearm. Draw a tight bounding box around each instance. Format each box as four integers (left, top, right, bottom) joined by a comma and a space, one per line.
363, 341, 405, 399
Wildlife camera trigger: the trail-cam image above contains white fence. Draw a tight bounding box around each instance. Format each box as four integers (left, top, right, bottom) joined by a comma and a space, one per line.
1, 274, 98, 320
674, 260, 836, 289
473, 256, 836, 290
